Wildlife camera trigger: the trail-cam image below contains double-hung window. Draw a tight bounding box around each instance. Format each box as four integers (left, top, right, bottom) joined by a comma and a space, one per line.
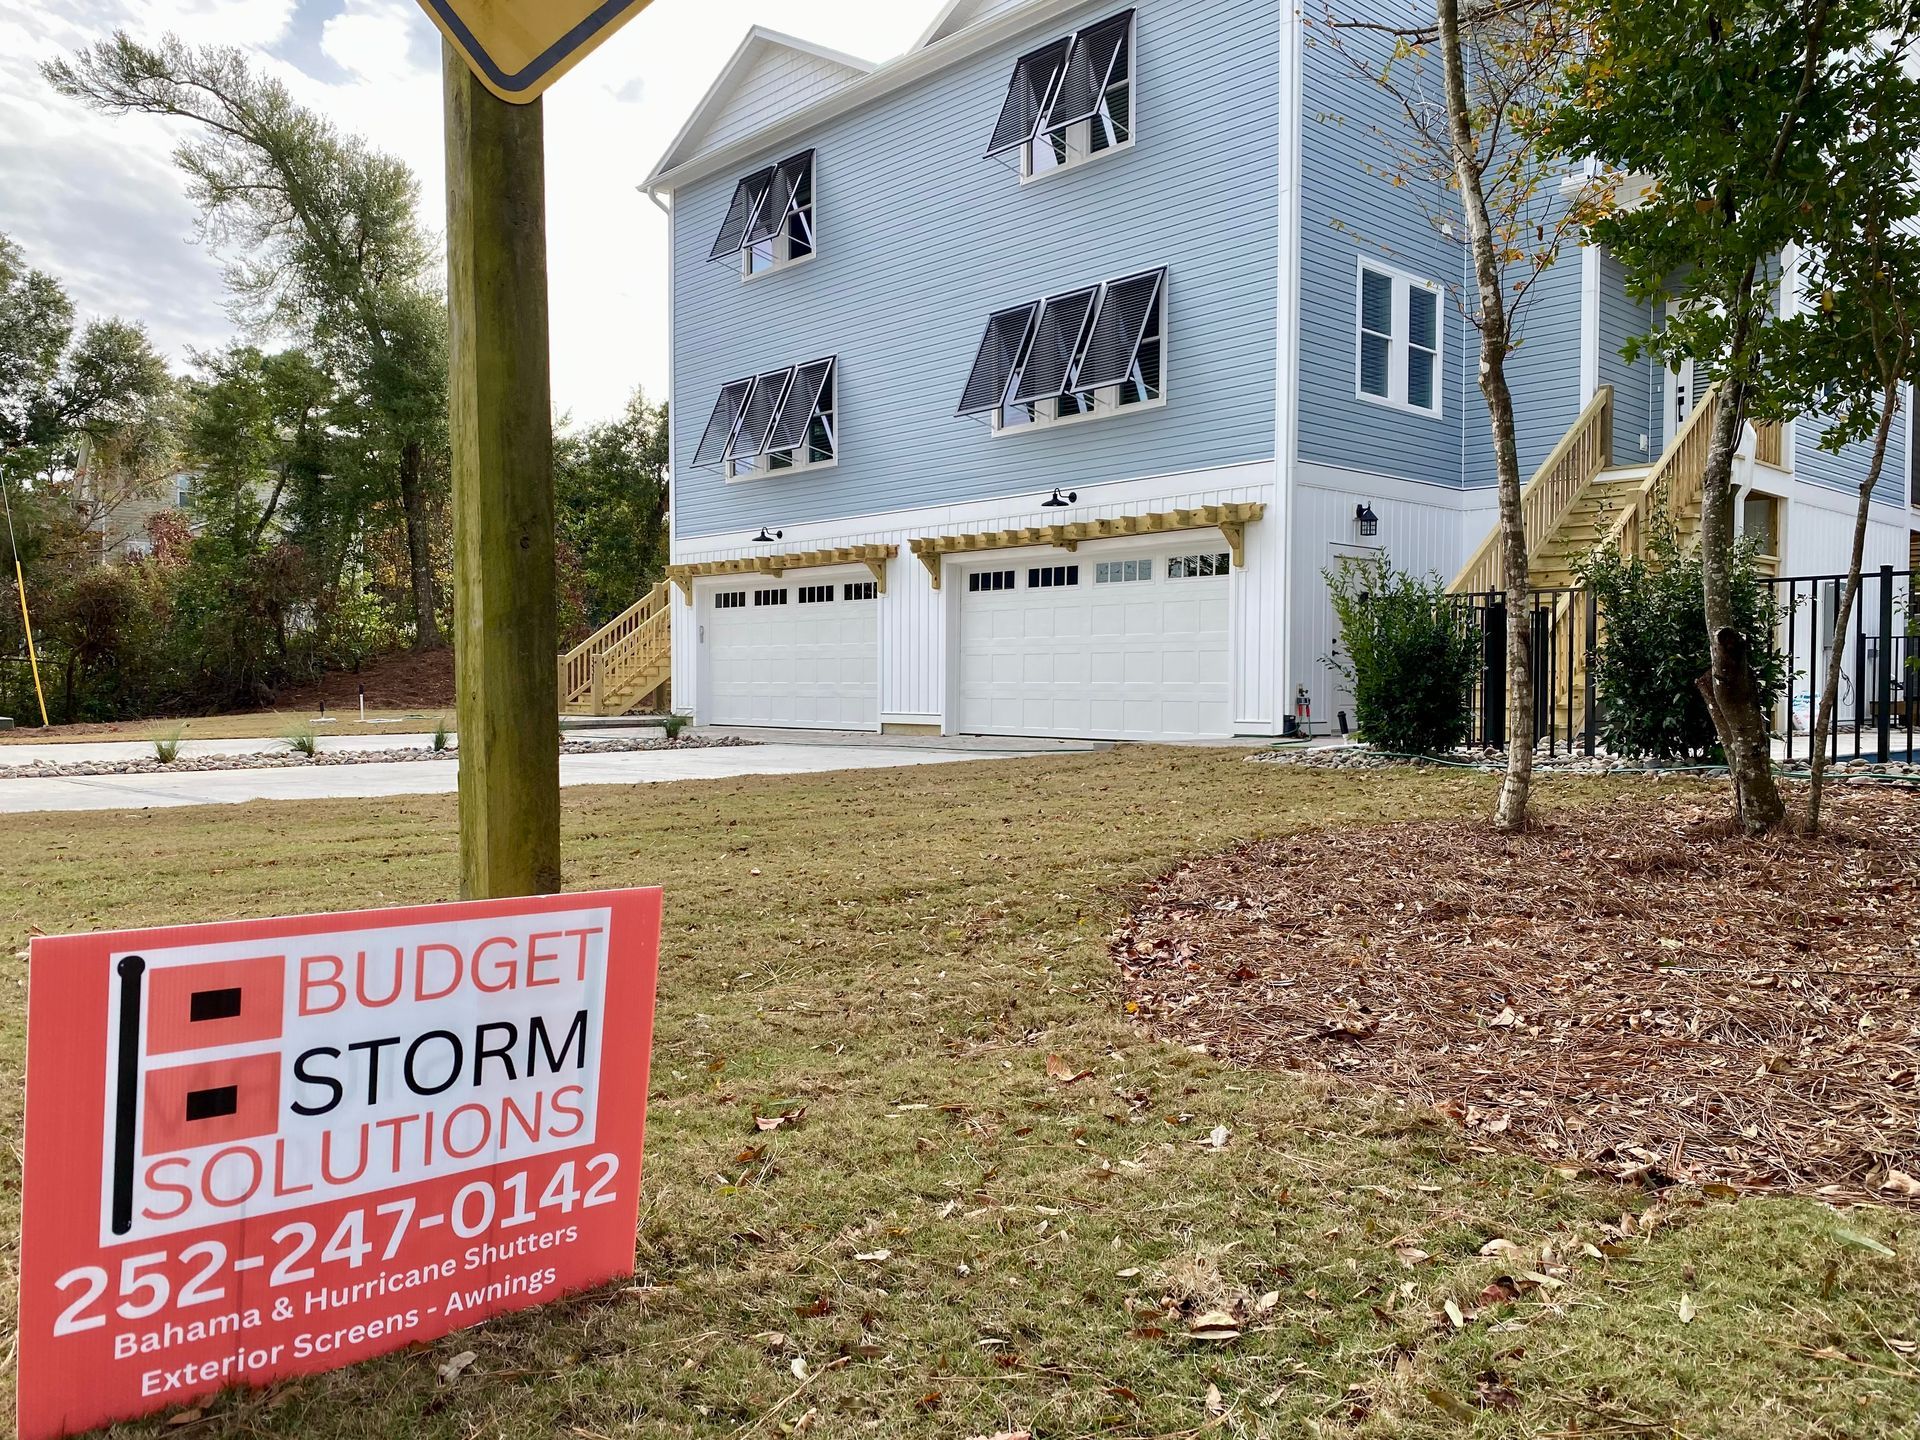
708, 150, 816, 278
690, 357, 838, 479
957, 267, 1166, 432
1355, 261, 1442, 416
984, 9, 1134, 180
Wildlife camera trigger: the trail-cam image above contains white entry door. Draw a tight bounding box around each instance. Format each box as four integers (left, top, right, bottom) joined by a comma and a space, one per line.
706, 575, 878, 729
956, 547, 1233, 741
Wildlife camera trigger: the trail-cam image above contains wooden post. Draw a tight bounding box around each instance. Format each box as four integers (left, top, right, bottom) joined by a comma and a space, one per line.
443, 42, 561, 899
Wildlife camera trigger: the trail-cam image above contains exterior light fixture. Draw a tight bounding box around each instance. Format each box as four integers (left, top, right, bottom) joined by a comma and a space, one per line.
753, 527, 783, 543
1354, 503, 1379, 538
1042, 488, 1079, 508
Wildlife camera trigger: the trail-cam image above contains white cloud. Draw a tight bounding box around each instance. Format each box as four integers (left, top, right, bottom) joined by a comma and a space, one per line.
0, 0, 948, 421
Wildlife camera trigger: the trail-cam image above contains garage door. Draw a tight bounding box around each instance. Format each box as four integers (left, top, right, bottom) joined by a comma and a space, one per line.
957, 547, 1232, 740
707, 576, 878, 728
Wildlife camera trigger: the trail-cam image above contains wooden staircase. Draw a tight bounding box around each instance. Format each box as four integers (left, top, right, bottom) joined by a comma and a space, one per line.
1449, 384, 1724, 744
558, 582, 672, 717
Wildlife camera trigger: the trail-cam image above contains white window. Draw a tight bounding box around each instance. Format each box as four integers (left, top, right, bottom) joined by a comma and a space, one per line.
173, 474, 194, 508
1167, 553, 1230, 579
986, 11, 1136, 183
1355, 261, 1443, 417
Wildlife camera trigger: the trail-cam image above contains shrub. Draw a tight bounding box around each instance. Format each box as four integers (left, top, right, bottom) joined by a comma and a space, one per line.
152, 725, 186, 765
1579, 534, 1784, 761
284, 720, 319, 758
431, 714, 453, 752
661, 712, 690, 742
1325, 559, 1478, 756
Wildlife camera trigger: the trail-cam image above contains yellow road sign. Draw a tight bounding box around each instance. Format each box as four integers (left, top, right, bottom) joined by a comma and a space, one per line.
417, 0, 652, 103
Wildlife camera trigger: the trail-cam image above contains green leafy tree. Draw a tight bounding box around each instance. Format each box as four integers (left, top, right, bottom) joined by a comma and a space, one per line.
48, 36, 450, 649
185, 345, 335, 548
555, 391, 670, 635
1547, 0, 1884, 832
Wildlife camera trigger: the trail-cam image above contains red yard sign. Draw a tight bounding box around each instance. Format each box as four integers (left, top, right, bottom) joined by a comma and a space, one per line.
17, 889, 662, 1440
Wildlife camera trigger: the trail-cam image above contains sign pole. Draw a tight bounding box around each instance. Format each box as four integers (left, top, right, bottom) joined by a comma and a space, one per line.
443, 41, 561, 900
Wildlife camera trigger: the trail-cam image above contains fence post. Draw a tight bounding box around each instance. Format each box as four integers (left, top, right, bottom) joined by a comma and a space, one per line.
1531, 602, 1552, 756
1483, 592, 1507, 750
1583, 591, 1598, 757
1879, 564, 1895, 762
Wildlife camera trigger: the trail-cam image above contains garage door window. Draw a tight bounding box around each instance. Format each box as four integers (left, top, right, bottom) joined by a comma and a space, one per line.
968, 570, 1016, 593
1094, 559, 1152, 584
754, 588, 789, 606
1167, 552, 1230, 579
1028, 565, 1080, 588
843, 581, 877, 600
715, 591, 747, 609
797, 585, 835, 604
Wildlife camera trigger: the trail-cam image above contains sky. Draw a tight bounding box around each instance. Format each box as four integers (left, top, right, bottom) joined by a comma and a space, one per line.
0, 0, 948, 425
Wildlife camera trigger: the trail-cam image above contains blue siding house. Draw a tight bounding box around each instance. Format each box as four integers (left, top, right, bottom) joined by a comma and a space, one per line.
638, 0, 1917, 739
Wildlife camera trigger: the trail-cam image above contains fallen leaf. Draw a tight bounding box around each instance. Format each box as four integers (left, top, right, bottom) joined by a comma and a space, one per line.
1479, 1238, 1521, 1257
1204, 1382, 1225, 1416
1443, 1299, 1466, 1329
1678, 1293, 1697, 1324
1197, 1124, 1231, 1151
855, 1249, 892, 1263
1880, 1170, 1920, 1199
1489, 1007, 1519, 1029
1046, 1054, 1094, 1085
1257, 1290, 1280, 1312
1395, 1246, 1432, 1266
791, 1357, 809, 1381
755, 1107, 806, 1133
166, 1410, 204, 1427
1425, 1388, 1477, 1421
436, 1350, 477, 1385
1187, 1310, 1242, 1342
1116, 1267, 1141, 1279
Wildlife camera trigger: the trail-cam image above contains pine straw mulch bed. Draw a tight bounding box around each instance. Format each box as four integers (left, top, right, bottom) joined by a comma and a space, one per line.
1114, 789, 1920, 1206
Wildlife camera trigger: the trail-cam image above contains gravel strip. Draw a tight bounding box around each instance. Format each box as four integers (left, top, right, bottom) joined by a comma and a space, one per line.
0, 734, 755, 781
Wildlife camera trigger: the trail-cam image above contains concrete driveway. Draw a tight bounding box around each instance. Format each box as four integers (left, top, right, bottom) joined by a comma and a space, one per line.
0, 729, 1100, 815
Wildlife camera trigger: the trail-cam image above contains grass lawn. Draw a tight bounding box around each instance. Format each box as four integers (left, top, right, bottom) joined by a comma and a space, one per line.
0, 711, 453, 746
1, 749, 1914, 1438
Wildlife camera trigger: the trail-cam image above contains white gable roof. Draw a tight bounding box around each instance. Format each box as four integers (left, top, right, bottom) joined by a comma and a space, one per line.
646, 28, 874, 184
916, 0, 1044, 49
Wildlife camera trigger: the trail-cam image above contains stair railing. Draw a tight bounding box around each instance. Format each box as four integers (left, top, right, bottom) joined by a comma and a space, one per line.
1450, 385, 1613, 595
1600, 383, 1720, 563
559, 581, 671, 710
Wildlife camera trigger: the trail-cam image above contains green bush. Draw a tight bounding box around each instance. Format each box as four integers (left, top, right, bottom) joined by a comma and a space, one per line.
1579, 534, 1784, 761
1325, 559, 1479, 756
661, 712, 689, 742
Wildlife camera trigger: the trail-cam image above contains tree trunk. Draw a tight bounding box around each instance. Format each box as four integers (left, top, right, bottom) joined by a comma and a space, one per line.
1806, 379, 1899, 832
398, 438, 442, 650
1699, 378, 1786, 832
1438, 0, 1531, 830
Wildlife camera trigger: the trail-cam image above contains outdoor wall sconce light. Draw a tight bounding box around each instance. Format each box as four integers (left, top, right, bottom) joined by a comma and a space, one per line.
1042, 488, 1079, 508
753, 527, 784, 543
1354, 503, 1379, 538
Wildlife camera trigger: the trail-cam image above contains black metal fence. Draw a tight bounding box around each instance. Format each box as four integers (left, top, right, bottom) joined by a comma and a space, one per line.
1449, 566, 1920, 763
1766, 565, 1918, 765
1454, 587, 1600, 755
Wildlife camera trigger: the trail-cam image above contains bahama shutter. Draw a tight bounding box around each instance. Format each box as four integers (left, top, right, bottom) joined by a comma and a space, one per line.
1009, 287, 1099, 404
957, 301, 1042, 415
985, 37, 1072, 158
745, 150, 814, 247
767, 357, 835, 453
708, 166, 775, 262
692, 377, 756, 466
1070, 268, 1165, 391
725, 368, 798, 462
1039, 11, 1133, 134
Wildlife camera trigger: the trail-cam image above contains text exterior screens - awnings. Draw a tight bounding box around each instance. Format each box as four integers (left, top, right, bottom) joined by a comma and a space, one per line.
693, 378, 755, 466
957, 302, 1041, 416
984, 10, 1133, 158
1072, 269, 1164, 390
692, 359, 838, 468
1009, 288, 1098, 405
956, 269, 1165, 416
708, 151, 813, 262
985, 37, 1071, 158
1042, 11, 1133, 132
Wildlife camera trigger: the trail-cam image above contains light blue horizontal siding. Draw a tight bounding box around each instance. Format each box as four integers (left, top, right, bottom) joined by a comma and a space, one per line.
670, 0, 1280, 539
1597, 250, 1659, 465
1296, 20, 1468, 489
1797, 402, 1909, 508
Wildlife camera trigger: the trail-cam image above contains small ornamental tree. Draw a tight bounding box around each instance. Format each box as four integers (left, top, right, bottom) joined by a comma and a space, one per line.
1579, 533, 1784, 762
1326, 559, 1479, 756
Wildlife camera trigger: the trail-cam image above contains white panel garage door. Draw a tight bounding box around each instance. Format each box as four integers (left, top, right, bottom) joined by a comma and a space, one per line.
957, 547, 1232, 740
706, 577, 878, 729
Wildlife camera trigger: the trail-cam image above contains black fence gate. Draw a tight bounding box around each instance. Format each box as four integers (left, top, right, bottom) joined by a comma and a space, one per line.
1767, 565, 1918, 765
1453, 587, 1599, 756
